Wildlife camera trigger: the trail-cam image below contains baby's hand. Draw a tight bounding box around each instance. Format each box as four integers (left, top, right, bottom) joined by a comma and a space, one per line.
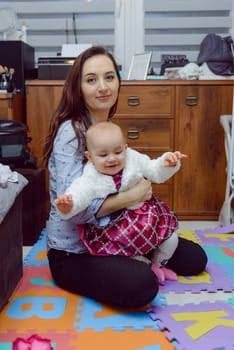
55, 194, 73, 214
164, 151, 188, 167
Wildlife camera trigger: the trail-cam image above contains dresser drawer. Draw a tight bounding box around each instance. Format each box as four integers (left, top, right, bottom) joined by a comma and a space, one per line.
147, 150, 173, 208
116, 85, 174, 116
113, 117, 174, 152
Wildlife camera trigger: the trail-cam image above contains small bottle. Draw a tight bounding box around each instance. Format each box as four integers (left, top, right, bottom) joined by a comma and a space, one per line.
20, 22, 27, 43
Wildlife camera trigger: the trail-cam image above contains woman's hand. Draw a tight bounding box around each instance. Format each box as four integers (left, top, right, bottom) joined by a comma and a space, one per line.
126, 177, 153, 204
96, 177, 152, 218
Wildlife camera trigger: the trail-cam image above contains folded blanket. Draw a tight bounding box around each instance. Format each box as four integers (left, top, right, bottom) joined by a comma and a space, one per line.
0, 163, 28, 224
0, 164, 18, 188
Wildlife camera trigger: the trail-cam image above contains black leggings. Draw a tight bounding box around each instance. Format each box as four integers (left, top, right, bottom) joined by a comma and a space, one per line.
47, 237, 207, 308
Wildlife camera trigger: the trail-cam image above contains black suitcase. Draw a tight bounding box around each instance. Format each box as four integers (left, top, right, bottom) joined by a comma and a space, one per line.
0, 119, 36, 169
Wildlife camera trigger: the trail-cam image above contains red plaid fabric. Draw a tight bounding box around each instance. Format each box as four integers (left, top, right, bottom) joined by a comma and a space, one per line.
113, 171, 122, 190
80, 194, 178, 257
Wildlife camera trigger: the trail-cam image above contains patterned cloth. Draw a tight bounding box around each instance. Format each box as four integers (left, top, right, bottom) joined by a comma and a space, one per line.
81, 194, 178, 257
113, 171, 122, 190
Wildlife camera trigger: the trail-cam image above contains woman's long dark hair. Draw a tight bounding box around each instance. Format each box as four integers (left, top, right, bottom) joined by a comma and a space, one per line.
43, 46, 121, 167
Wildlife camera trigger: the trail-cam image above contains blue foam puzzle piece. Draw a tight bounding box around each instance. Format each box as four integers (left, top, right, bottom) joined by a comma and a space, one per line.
73, 296, 160, 332
23, 229, 48, 267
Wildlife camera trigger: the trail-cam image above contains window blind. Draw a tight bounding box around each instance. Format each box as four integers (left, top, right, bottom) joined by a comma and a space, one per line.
144, 0, 233, 72
0, 0, 115, 65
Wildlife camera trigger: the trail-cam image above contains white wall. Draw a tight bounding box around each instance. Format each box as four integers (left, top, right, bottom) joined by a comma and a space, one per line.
0, 0, 233, 77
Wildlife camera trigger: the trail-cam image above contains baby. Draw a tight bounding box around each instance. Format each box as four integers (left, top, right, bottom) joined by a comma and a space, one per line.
55, 121, 187, 284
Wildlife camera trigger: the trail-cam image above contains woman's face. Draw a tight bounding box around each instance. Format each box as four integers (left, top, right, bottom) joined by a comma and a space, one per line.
81, 54, 120, 120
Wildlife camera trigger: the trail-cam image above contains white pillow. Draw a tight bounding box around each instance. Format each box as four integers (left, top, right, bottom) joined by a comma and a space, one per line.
0, 172, 28, 224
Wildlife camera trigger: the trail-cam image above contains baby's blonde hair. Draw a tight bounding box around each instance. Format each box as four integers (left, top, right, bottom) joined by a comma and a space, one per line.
86, 122, 124, 150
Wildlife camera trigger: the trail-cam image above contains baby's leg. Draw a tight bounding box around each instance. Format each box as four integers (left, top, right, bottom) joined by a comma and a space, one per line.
152, 231, 179, 266
132, 255, 151, 264
151, 232, 179, 284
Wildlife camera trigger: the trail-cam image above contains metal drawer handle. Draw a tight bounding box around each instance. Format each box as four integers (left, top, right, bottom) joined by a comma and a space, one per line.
127, 128, 139, 139
185, 96, 198, 106
128, 96, 140, 106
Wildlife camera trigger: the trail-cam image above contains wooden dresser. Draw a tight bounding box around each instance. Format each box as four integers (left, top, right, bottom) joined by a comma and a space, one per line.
0, 92, 26, 122
25, 79, 233, 220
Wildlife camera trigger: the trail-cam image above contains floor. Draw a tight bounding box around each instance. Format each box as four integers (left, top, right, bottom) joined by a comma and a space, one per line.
19, 220, 233, 349
21, 220, 233, 313
22, 221, 219, 260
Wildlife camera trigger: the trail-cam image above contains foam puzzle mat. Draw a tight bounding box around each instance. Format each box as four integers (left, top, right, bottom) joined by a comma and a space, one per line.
0, 226, 233, 350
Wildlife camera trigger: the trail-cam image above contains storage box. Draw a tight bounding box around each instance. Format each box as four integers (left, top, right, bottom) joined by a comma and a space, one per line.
16, 167, 47, 245
0, 194, 23, 311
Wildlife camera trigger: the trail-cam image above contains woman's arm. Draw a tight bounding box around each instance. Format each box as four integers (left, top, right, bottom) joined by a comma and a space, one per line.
96, 177, 152, 218
50, 121, 104, 224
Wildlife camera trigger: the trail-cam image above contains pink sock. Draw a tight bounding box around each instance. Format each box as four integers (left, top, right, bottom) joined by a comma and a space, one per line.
151, 264, 178, 285
161, 267, 178, 281
151, 263, 165, 285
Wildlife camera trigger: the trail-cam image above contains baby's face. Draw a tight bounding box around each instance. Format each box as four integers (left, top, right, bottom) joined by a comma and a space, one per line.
87, 131, 127, 176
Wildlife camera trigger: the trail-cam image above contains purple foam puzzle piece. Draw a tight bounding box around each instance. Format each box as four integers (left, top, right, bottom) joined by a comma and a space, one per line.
195, 223, 234, 234
194, 224, 234, 245
161, 263, 234, 294
195, 230, 234, 245
147, 300, 234, 350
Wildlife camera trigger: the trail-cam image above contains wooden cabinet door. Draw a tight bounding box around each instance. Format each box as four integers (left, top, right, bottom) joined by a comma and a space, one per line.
174, 84, 233, 219
0, 94, 10, 119
26, 84, 63, 165
0, 93, 25, 122
26, 83, 63, 215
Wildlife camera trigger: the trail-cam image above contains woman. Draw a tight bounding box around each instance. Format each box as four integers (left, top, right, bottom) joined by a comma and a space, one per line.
43, 46, 207, 308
